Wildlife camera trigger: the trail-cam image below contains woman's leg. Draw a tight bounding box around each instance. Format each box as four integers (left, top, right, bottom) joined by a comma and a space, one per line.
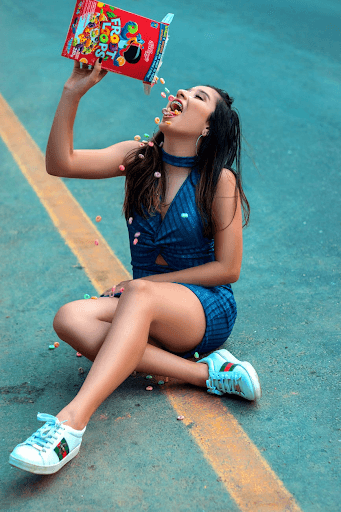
54, 280, 209, 430
53, 295, 207, 385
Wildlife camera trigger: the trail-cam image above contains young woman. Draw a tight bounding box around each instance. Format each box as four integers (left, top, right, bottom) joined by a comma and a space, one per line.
9, 58, 261, 475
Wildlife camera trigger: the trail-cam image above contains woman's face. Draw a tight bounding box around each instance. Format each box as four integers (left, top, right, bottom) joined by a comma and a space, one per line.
159, 86, 221, 138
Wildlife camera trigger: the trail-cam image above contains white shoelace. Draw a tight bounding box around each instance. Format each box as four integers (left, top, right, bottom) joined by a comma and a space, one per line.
25, 413, 67, 452
210, 371, 245, 396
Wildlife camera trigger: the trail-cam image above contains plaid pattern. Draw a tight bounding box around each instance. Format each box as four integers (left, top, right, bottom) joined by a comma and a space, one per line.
128, 166, 237, 359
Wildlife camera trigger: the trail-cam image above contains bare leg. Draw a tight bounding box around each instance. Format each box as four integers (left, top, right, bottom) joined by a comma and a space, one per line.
53, 298, 208, 386
54, 280, 209, 430
56, 313, 208, 388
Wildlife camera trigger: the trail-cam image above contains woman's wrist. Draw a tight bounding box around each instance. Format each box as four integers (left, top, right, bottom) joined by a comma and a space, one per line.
62, 84, 84, 102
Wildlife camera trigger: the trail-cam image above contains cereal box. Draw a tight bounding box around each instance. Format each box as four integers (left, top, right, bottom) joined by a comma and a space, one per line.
61, 1, 173, 93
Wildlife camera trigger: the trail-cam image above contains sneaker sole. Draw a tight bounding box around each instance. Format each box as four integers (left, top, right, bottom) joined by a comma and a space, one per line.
216, 349, 262, 400
9, 444, 81, 475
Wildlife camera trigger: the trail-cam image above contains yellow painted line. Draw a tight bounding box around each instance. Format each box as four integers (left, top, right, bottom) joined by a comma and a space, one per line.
166, 384, 302, 512
0, 93, 131, 292
0, 92, 302, 512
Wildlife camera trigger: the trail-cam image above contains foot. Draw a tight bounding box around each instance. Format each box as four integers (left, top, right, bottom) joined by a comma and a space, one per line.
9, 413, 86, 475
198, 349, 262, 400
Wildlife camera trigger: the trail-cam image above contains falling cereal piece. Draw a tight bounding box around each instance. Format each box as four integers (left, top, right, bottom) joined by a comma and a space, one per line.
91, 296, 98, 300
112, 286, 116, 293
54, 342, 60, 348
155, 117, 160, 124
76, 352, 82, 357
181, 213, 189, 218
96, 215, 102, 222
48, 345, 55, 350
154, 171, 161, 178
146, 386, 153, 391
165, 87, 170, 94
134, 135, 141, 141
177, 415, 185, 421
158, 380, 165, 385
148, 141, 154, 147
119, 287, 125, 292
134, 232, 141, 237
95, 239, 99, 245
160, 78, 165, 84
84, 294, 90, 299
128, 217, 133, 224
119, 164, 125, 171
161, 92, 166, 98
164, 377, 169, 382
146, 375, 153, 379
194, 351, 199, 358
140, 142, 144, 147
142, 140, 148, 144
144, 133, 150, 138
165, 121, 172, 125
133, 238, 138, 245
138, 154, 145, 159
174, 110, 180, 115
168, 95, 175, 101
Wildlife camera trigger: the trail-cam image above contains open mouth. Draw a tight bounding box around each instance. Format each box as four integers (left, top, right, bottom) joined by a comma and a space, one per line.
162, 99, 183, 117
169, 99, 183, 113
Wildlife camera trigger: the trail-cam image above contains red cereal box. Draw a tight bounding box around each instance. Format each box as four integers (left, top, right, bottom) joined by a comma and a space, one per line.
61, 1, 173, 94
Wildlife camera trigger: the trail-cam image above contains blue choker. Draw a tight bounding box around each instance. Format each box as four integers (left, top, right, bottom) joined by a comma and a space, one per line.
161, 148, 196, 168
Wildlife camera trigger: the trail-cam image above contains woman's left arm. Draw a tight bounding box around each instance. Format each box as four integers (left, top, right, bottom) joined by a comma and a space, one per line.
138, 169, 243, 287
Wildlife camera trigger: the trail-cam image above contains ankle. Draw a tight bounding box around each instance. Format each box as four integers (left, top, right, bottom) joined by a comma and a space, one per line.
56, 407, 88, 431
193, 362, 209, 387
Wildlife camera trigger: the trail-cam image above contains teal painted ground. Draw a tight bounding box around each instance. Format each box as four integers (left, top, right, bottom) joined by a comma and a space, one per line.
1, 0, 340, 510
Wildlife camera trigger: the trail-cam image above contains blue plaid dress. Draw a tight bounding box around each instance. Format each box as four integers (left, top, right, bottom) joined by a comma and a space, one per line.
125, 166, 237, 358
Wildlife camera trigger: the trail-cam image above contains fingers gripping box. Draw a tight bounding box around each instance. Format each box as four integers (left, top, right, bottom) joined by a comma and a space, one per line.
61, 1, 173, 94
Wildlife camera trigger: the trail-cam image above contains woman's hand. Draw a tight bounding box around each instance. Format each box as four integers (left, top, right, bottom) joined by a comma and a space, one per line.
101, 280, 133, 297
64, 58, 108, 99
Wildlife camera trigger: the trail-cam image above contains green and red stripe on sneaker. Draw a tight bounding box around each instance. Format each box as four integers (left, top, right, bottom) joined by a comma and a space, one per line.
54, 438, 70, 461
219, 362, 237, 372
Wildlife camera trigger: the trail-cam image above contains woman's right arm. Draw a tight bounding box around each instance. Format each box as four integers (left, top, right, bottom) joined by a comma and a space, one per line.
45, 58, 140, 179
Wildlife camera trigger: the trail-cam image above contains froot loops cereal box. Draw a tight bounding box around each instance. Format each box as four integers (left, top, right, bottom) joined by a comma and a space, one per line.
61, 1, 173, 94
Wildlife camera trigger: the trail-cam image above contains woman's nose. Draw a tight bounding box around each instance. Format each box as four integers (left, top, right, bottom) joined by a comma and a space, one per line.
176, 89, 188, 100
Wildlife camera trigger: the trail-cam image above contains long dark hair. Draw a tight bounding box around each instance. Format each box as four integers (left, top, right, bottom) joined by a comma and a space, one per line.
122, 86, 250, 239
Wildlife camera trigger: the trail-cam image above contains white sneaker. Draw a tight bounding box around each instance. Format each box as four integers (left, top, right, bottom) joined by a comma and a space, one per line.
198, 349, 262, 400
9, 413, 86, 475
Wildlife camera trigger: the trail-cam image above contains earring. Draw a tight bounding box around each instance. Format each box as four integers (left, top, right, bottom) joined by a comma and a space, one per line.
196, 130, 209, 155
195, 134, 203, 156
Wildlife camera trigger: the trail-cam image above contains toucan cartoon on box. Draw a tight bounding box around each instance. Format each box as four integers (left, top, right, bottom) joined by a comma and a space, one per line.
108, 21, 145, 66
121, 21, 138, 38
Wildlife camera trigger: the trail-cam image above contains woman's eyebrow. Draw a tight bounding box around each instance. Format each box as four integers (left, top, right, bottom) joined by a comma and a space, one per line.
187, 88, 211, 100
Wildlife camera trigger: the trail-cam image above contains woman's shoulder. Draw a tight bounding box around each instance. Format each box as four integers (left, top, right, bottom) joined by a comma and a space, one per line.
221, 167, 237, 181
216, 168, 237, 193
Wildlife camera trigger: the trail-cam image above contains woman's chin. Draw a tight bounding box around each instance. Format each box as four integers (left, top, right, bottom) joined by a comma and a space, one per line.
159, 120, 187, 136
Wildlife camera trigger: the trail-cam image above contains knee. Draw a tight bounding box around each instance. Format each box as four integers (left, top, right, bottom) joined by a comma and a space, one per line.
119, 280, 152, 308
53, 302, 78, 337
123, 279, 151, 296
